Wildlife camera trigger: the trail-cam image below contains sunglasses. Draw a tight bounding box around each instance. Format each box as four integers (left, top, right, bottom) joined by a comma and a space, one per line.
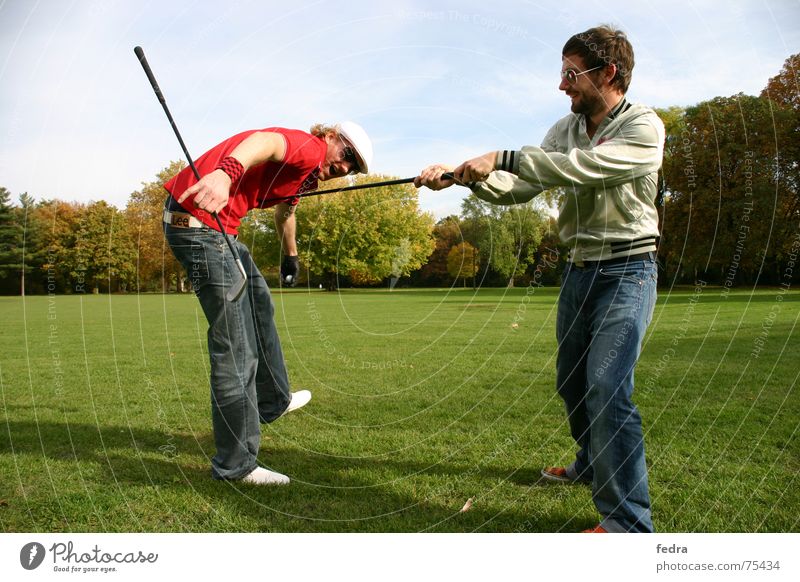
339, 140, 360, 173
561, 64, 604, 85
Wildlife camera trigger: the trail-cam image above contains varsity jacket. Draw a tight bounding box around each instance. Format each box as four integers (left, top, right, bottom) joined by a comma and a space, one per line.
471, 98, 665, 262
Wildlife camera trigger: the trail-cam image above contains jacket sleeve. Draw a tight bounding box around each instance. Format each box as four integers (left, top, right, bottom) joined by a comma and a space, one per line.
470, 122, 562, 205
473, 111, 665, 205
470, 171, 541, 205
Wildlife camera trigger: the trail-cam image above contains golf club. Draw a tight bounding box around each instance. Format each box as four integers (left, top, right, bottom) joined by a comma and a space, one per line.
267, 172, 457, 203
134, 45, 247, 302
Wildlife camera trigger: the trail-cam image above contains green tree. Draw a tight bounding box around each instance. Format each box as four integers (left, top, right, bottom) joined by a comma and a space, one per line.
415, 215, 463, 285
655, 105, 690, 280
460, 194, 547, 286
0, 187, 25, 294
446, 241, 479, 287
16, 192, 43, 296
126, 161, 186, 291
295, 175, 435, 290
659, 93, 796, 284
237, 208, 282, 281
761, 53, 800, 246
34, 199, 84, 293
71, 201, 136, 293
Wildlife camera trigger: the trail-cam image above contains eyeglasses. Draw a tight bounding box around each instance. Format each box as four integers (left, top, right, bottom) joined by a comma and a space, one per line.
561, 65, 604, 85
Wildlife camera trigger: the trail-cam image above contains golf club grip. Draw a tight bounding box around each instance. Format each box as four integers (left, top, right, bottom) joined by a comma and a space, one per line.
134, 45, 245, 286
134, 47, 202, 181
134, 46, 165, 104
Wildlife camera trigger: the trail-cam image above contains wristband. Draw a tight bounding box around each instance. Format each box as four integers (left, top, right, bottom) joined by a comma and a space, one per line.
216, 156, 245, 183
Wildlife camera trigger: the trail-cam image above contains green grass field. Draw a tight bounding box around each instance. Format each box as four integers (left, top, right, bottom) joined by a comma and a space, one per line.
1, 286, 798, 532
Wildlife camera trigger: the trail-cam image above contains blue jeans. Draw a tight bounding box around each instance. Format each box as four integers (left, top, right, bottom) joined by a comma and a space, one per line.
556, 257, 657, 532
164, 221, 291, 480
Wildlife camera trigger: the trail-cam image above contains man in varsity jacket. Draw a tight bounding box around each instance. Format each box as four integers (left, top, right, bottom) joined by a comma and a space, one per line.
417, 25, 665, 533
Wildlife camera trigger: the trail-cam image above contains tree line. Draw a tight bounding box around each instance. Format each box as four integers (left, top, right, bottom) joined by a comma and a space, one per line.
656, 54, 799, 286
1, 54, 796, 294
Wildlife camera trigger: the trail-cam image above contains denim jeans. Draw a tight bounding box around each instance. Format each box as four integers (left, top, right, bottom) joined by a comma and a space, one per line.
164, 219, 291, 480
556, 257, 657, 532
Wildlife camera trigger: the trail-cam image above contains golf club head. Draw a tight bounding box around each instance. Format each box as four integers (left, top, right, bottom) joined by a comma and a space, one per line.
226, 278, 247, 302
226, 259, 248, 302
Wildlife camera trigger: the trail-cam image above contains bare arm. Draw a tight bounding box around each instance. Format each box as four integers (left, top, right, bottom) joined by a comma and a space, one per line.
274, 202, 297, 256
228, 131, 287, 169
177, 131, 288, 213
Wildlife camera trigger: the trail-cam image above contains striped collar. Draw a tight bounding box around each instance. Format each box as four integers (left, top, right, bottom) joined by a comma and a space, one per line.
577, 96, 631, 133
608, 97, 630, 120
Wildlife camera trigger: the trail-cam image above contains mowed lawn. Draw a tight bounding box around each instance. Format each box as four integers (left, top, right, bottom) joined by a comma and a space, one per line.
0, 286, 797, 533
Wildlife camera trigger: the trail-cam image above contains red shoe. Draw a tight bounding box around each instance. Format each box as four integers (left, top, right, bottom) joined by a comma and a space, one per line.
540, 466, 591, 484
582, 524, 608, 533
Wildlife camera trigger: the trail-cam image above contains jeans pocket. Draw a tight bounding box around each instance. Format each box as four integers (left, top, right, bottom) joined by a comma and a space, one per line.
165, 228, 223, 292
597, 263, 648, 285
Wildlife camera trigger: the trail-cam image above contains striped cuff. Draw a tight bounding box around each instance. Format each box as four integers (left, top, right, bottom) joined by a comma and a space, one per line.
495, 150, 521, 174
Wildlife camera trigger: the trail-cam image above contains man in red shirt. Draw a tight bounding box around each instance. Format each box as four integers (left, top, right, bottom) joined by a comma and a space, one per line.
163, 121, 372, 485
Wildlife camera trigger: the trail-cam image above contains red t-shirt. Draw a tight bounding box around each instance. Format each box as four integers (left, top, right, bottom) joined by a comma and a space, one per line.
164, 127, 326, 234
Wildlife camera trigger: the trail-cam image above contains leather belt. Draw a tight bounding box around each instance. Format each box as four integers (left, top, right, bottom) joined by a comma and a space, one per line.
571, 251, 653, 269
163, 209, 205, 229
163, 195, 205, 229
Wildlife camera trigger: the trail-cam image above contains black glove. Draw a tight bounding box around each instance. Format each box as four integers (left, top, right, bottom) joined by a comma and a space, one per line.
281, 255, 300, 287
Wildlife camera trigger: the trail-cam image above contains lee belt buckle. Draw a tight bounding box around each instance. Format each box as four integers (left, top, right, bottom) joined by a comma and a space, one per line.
169, 211, 193, 229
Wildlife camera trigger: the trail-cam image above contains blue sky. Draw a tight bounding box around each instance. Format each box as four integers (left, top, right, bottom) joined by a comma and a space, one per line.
1, 0, 798, 218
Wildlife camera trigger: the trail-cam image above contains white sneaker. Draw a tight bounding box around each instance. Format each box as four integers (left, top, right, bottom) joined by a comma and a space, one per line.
281, 390, 312, 417
241, 467, 290, 485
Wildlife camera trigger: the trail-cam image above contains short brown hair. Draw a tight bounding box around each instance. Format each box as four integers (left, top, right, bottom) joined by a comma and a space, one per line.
562, 25, 634, 93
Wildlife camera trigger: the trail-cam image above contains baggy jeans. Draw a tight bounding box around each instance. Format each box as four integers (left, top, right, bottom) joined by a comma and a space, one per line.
164, 220, 291, 480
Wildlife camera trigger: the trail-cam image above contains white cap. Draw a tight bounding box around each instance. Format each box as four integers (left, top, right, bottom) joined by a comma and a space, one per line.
338, 121, 373, 174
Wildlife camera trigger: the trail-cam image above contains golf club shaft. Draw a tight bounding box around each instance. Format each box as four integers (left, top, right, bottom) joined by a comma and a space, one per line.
134, 46, 247, 283
269, 172, 456, 203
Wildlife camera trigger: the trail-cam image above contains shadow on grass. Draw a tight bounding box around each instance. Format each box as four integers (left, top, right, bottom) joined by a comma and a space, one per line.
1, 420, 589, 532
1, 418, 212, 481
